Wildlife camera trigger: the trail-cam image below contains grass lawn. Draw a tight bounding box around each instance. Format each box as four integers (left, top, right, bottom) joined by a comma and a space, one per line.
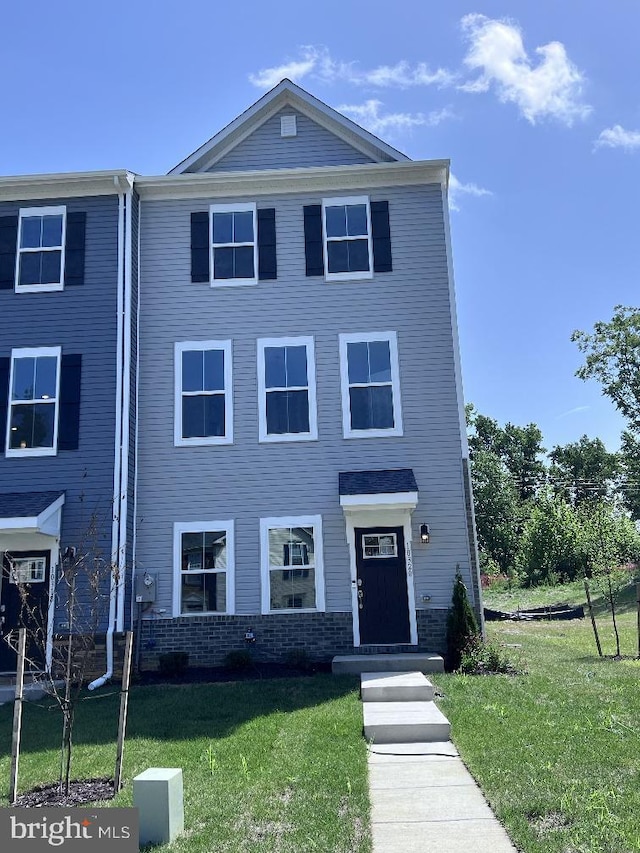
432, 579, 640, 853
0, 674, 371, 853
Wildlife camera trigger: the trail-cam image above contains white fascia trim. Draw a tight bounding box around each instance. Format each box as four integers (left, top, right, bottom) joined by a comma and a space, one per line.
169, 81, 409, 174
338, 331, 403, 439
340, 492, 419, 511
15, 205, 66, 294
210, 202, 258, 287
45, 545, 57, 671
259, 514, 325, 615
257, 336, 318, 443
174, 340, 233, 446
136, 160, 449, 201
0, 170, 134, 202
6, 346, 62, 458
172, 520, 235, 617
0, 494, 65, 534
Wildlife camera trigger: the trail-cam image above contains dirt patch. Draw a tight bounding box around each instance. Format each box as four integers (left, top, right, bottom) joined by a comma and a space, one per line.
14, 778, 114, 808
529, 811, 570, 836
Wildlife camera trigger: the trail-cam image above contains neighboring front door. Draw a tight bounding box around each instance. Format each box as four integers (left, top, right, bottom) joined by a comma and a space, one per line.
0, 551, 50, 672
355, 527, 411, 645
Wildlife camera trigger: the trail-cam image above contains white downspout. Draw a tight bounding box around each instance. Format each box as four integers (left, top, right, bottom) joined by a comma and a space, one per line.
89, 176, 127, 691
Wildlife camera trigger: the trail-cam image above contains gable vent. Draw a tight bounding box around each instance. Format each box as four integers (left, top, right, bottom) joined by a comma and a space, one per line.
280, 115, 297, 137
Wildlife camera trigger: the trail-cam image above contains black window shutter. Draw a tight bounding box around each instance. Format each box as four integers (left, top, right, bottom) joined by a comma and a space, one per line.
65, 212, 86, 286
371, 200, 392, 273
0, 357, 10, 444
191, 212, 210, 282
0, 216, 18, 290
257, 208, 277, 280
303, 205, 324, 277
58, 354, 82, 451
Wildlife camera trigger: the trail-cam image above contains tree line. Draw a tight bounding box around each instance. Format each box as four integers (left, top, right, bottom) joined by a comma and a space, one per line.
469, 303, 640, 586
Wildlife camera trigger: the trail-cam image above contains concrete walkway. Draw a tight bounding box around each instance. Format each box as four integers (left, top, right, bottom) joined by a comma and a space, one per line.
368, 741, 517, 852
355, 668, 517, 853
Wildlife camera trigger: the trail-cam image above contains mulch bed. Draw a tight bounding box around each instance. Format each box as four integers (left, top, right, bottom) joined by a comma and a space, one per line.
14, 778, 114, 808
136, 661, 332, 685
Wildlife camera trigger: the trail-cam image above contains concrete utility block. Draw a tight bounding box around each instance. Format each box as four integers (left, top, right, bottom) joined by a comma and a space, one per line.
363, 701, 451, 744
133, 767, 184, 846
332, 653, 444, 675
361, 671, 434, 702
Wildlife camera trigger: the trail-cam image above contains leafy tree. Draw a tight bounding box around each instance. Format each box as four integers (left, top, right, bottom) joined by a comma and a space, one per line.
517, 492, 586, 585
572, 305, 640, 431
617, 430, 640, 519
469, 449, 521, 575
549, 435, 619, 507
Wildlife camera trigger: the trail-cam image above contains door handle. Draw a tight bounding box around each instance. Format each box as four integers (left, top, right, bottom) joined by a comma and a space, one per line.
357, 589, 364, 600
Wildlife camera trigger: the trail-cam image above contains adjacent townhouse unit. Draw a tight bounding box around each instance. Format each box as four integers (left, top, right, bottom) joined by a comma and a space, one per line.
132, 79, 482, 667
0, 171, 138, 677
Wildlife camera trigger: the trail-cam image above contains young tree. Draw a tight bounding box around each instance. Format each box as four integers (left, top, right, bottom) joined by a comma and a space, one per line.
517, 492, 586, 585
446, 567, 479, 671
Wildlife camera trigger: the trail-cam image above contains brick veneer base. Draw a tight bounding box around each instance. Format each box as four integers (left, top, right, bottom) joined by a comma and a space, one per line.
138, 609, 449, 670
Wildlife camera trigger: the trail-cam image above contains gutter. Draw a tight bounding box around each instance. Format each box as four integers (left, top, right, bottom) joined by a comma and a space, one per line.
88, 174, 132, 690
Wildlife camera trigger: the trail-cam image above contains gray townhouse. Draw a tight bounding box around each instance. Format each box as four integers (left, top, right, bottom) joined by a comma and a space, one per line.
132, 80, 482, 667
0, 171, 138, 678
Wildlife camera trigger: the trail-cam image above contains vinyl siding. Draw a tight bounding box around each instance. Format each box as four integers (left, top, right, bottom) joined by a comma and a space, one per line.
0, 194, 120, 625
136, 182, 472, 618
202, 108, 379, 172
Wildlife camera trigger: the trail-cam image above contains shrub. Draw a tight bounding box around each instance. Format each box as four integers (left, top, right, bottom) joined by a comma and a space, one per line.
459, 637, 518, 674
446, 567, 479, 671
224, 649, 253, 671
285, 648, 313, 671
158, 651, 189, 677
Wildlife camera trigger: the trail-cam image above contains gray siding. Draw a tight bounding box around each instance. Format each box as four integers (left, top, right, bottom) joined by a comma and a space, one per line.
201, 108, 378, 172
136, 182, 471, 623
0, 194, 120, 625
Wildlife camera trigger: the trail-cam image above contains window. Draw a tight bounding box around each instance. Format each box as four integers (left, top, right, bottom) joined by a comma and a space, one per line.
257, 337, 317, 442
173, 521, 234, 616
174, 341, 232, 446
339, 332, 403, 438
322, 196, 372, 281
6, 347, 61, 456
210, 202, 257, 285
260, 516, 325, 613
363, 533, 398, 558
9, 557, 46, 584
16, 206, 66, 292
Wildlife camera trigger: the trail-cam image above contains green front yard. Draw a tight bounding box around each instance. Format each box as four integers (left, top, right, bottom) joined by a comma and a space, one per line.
0, 674, 370, 853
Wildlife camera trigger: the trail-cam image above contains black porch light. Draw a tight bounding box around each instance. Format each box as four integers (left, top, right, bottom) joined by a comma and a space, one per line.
420, 524, 430, 544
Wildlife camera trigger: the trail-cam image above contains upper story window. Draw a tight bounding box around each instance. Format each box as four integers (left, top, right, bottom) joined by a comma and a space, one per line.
174, 341, 232, 446
211, 202, 257, 285
173, 521, 234, 616
339, 332, 403, 438
16, 207, 66, 292
6, 346, 61, 456
322, 196, 372, 281
260, 515, 325, 614
257, 337, 318, 442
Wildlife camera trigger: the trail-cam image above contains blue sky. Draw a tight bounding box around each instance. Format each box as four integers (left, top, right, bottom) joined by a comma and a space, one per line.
2, 1, 638, 452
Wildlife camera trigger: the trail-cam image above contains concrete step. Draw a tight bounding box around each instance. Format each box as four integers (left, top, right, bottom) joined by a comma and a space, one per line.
361, 671, 434, 703
363, 700, 451, 744
332, 653, 444, 675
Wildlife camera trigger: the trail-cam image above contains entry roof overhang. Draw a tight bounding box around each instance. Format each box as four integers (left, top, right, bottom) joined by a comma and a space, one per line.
0, 492, 65, 536
339, 469, 418, 513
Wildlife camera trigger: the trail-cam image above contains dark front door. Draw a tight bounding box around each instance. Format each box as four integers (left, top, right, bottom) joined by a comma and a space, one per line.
0, 551, 50, 672
355, 527, 411, 645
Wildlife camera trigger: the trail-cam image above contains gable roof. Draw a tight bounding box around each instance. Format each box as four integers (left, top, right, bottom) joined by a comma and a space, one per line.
339, 469, 418, 496
169, 79, 410, 175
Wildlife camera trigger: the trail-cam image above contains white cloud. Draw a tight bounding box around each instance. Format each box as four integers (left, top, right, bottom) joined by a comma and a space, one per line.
460, 14, 591, 125
249, 46, 454, 90
595, 124, 640, 151
557, 405, 590, 418
448, 174, 493, 212
338, 100, 455, 136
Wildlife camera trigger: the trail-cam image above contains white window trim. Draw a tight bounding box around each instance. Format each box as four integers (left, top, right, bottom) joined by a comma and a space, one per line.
6, 346, 62, 458
15, 206, 67, 293
260, 515, 325, 615
174, 340, 233, 446
210, 202, 258, 287
173, 520, 235, 617
257, 336, 318, 443
339, 331, 403, 439
322, 195, 373, 282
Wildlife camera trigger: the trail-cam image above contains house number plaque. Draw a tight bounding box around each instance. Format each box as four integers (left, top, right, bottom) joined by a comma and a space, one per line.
406, 542, 413, 576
